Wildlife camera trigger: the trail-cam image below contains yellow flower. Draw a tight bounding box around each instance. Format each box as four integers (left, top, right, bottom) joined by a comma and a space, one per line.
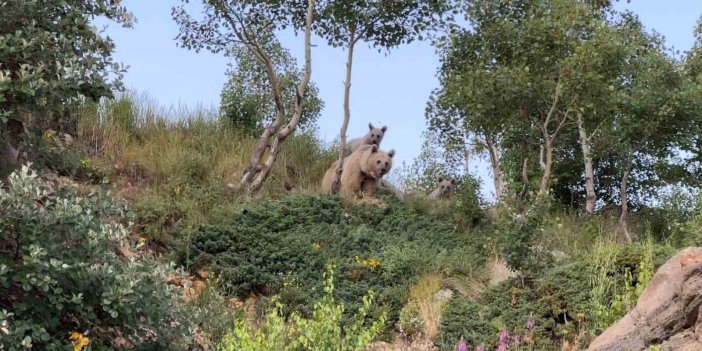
70, 332, 90, 351
43, 131, 54, 140
138, 236, 147, 244
311, 242, 321, 250
174, 186, 181, 195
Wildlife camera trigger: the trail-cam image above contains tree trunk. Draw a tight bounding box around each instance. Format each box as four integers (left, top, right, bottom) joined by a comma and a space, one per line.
618, 160, 633, 243
485, 133, 506, 201
379, 179, 404, 201
537, 80, 565, 201
240, 0, 315, 191
518, 157, 529, 200
331, 30, 357, 193
538, 140, 553, 200
577, 115, 596, 218
0, 119, 23, 186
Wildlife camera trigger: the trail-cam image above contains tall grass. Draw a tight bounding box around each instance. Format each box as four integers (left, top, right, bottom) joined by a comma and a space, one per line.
76, 91, 336, 241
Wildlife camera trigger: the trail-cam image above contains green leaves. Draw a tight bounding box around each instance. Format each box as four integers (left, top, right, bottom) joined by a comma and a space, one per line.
0, 166, 203, 350
218, 265, 386, 351
220, 41, 323, 135
315, 0, 454, 49
0, 0, 132, 122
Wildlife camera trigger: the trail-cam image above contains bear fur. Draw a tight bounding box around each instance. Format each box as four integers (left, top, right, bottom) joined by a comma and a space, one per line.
322, 144, 395, 200
343, 123, 387, 156
429, 177, 456, 199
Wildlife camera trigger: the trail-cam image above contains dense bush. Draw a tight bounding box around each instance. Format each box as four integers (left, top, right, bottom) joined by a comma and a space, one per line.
0, 166, 202, 350
436, 260, 590, 351
218, 265, 386, 351
185, 194, 486, 323
435, 240, 675, 351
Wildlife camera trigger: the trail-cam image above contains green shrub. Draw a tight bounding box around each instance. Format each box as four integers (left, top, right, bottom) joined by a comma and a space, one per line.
435, 298, 492, 350
436, 259, 592, 351
0, 165, 200, 350
218, 265, 386, 351
436, 238, 675, 351
186, 194, 481, 324
398, 302, 424, 338
494, 201, 555, 275
589, 239, 662, 333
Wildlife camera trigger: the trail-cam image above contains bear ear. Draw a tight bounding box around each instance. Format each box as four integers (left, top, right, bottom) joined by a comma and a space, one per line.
381, 126, 387, 132
438, 177, 444, 183
450, 179, 456, 184
368, 123, 374, 130
371, 145, 378, 153
387, 149, 395, 158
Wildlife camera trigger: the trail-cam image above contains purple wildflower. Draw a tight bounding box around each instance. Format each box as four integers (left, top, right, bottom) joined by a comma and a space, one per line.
526, 318, 535, 330
499, 330, 510, 344
455, 340, 468, 351
512, 334, 521, 345
495, 344, 507, 351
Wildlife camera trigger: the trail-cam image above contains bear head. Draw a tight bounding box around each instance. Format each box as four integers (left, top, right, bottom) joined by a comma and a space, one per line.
366, 123, 387, 146
436, 177, 456, 197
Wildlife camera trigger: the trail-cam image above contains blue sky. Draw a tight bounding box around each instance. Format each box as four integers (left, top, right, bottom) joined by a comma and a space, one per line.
97, 1, 702, 199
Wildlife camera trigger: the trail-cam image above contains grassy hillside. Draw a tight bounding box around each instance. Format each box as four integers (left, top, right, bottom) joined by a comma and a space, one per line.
3, 94, 700, 350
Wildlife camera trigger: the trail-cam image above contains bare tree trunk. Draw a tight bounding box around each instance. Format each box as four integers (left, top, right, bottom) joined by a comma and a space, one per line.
618, 159, 633, 243
577, 115, 596, 218
537, 80, 568, 202
538, 140, 553, 199
379, 179, 404, 201
518, 157, 529, 200
331, 30, 357, 193
485, 133, 506, 201
247, 0, 314, 191
236, 0, 315, 191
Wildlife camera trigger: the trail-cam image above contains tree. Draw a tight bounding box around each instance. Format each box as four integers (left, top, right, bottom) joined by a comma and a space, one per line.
606, 15, 689, 240
431, 0, 612, 203
0, 0, 133, 182
316, 0, 454, 193
173, 0, 316, 192
219, 39, 323, 136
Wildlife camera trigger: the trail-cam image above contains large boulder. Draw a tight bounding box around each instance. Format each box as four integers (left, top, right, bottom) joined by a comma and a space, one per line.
588, 247, 702, 351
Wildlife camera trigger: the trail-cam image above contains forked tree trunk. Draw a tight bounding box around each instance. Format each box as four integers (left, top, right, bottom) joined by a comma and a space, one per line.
537, 80, 568, 202
331, 30, 357, 193
485, 133, 506, 201
239, 0, 315, 191
577, 115, 596, 218
618, 159, 633, 243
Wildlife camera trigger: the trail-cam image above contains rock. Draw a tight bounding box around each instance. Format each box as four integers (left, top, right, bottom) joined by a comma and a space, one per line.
165, 275, 188, 287
181, 280, 207, 303
434, 289, 454, 302
195, 270, 209, 279
551, 250, 568, 262
588, 247, 702, 351
115, 245, 135, 258
488, 257, 517, 286
227, 297, 244, 309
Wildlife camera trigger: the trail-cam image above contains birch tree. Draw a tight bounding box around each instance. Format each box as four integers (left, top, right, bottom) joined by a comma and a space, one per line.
173, 0, 317, 192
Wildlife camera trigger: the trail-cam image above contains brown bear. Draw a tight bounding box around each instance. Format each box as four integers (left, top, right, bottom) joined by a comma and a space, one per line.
429, 177, 455, 199
321, 144, 395, 200
343, 123, 387, 156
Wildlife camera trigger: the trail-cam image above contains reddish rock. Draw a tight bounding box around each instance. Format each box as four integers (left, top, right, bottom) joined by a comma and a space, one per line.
588, 247, 702, 351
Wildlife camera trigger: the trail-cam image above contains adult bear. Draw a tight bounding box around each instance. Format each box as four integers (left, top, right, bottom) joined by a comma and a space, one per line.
322, 144, 394, 200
